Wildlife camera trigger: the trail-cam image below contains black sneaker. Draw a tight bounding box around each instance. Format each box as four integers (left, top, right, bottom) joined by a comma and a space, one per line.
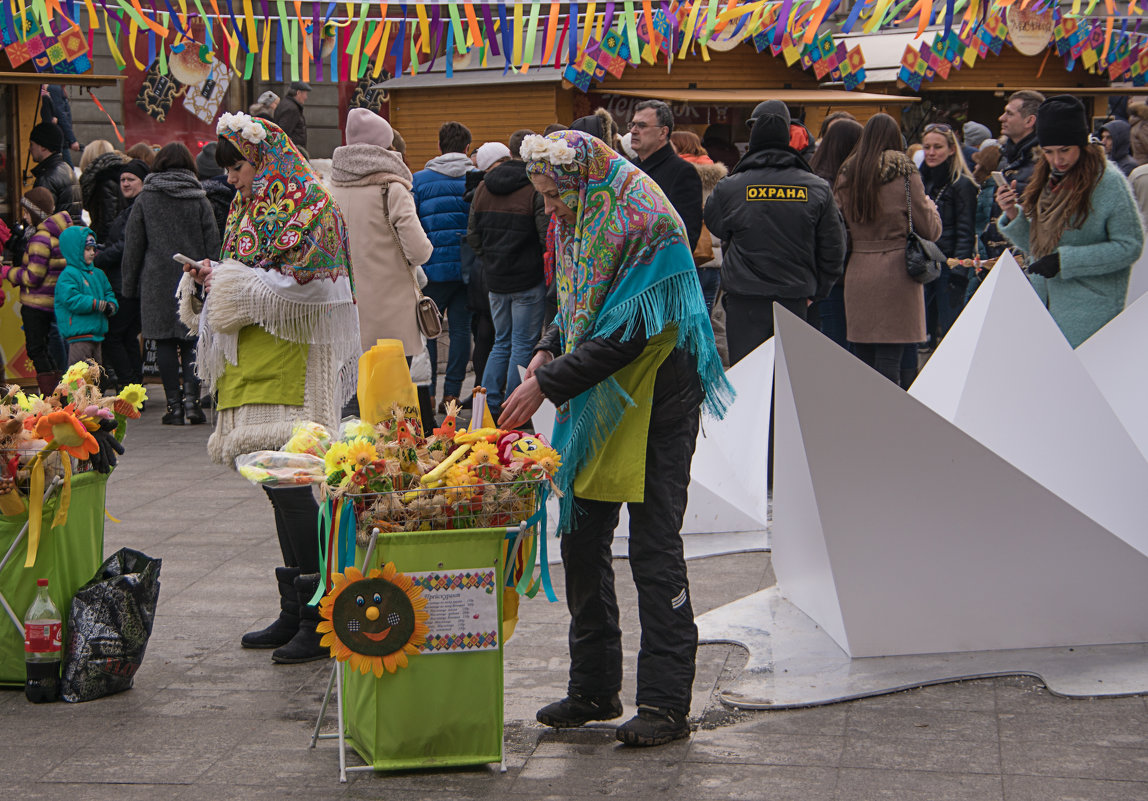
615, 705, 690, 746
536, 693, 623, 728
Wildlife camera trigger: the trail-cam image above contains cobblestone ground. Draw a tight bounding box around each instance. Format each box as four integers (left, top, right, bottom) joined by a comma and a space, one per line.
1, 409, 1145, 800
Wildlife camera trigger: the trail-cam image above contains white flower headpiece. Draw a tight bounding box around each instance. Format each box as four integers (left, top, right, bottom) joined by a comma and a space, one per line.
520, 134, 577, 167
216, 111, 268, 145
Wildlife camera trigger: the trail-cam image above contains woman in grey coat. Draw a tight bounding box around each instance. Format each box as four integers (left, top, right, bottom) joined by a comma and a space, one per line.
122, 142, 220, 424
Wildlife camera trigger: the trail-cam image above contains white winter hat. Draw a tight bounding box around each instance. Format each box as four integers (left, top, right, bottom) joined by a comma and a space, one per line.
475, 141, 512, 172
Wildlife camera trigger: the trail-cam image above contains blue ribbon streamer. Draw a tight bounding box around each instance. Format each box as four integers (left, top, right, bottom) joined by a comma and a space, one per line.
943, 0, 955, 38
445, 22, 454, 76
841, 0, 871, 35
392, 6, 406, 78
568, 0, 578, 64
330, 21, 338, 79
162, 0, 188, 38
497, 1, 512, 72
147, 29, 156, 67
1, 0, 16, 45
324, 0, 337, 24
338, 498, 355, 574
529, 489, 557, 602
224, 0, 251, 53
275, 20, 283, 81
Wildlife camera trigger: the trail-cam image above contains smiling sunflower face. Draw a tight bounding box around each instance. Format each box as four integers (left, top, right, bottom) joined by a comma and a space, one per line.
317, 564, 429, 676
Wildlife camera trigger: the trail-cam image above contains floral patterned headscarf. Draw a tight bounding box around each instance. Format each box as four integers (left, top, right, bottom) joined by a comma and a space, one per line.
522, 130, 688, 353
216, 112, 351, 287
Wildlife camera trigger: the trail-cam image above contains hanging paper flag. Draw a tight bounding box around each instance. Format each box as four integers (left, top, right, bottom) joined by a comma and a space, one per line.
183, 60, 232, 123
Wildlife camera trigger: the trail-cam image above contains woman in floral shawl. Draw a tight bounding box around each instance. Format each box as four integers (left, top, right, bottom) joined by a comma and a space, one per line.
179, 112, 360, 664
500, 130, 731, 747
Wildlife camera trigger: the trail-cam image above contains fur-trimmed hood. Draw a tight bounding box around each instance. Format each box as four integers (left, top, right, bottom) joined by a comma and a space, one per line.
878, 150, 918, 182
695, 160, 728, 195
330, 143, 412, 188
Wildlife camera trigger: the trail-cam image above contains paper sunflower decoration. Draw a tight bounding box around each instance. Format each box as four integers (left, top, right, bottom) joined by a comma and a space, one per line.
317, 563, 429, 676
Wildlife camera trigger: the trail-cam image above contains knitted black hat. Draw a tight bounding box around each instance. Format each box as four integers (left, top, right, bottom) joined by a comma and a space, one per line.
119, 159, 151, 181
29, 122, 63, 152
747, 100, 791, 152
1036, 95, 1090, 148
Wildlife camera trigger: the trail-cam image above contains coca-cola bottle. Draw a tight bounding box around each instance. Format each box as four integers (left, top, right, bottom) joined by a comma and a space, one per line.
24, 578, 62, 703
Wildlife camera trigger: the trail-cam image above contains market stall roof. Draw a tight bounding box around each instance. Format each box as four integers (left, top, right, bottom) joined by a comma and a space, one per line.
602, 88, 920, 105
0, 71, 123, 87
374, 68, 563, 90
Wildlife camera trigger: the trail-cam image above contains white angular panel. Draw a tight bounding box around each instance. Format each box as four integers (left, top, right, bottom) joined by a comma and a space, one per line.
910, 254, 1148, 556
1077, 291, 1148, 462
772, 306, 1148, 658
528, 338, 773, 537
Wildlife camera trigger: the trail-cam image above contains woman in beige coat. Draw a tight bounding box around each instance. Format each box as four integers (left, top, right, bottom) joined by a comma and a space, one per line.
330, 109, 432, 354
330, 109, 434, 419
835, 114, 942, 387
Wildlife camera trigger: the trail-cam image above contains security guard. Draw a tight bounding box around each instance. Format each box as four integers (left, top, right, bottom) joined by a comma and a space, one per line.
704, 100, 847, 365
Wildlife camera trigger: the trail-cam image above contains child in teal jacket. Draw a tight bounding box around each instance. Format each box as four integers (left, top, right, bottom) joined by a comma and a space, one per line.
55, 226, 117, 366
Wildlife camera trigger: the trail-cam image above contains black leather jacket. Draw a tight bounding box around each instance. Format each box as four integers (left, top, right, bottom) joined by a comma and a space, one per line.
32, 152, 82, 220
533, 323, 704, 417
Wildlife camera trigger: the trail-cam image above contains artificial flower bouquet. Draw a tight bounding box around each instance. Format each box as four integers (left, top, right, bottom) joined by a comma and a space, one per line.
0, 361, 144, 516
237, 401, 561, 535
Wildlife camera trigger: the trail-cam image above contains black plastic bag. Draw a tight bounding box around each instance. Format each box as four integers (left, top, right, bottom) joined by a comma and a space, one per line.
61, 548, 161, 703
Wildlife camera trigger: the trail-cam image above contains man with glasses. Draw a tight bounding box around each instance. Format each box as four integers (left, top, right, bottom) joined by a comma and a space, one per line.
629, 100, 703, 249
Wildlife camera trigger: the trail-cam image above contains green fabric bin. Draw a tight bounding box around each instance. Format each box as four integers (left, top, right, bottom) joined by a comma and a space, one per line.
343, 527, 507, 771
0, 471, 108, 685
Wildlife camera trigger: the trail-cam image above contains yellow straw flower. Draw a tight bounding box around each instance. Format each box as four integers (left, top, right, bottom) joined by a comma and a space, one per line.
324, 441, 351, 476
343, 438, 378, 471
341, 419, 377, 441
62, 362, 89, 386
117, 384, 148, 411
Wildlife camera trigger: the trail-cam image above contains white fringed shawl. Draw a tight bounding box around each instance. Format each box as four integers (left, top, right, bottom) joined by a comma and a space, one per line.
178, 260, 360, 468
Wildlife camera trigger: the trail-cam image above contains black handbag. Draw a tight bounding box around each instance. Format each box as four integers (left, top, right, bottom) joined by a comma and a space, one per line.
904, 178, 945, 285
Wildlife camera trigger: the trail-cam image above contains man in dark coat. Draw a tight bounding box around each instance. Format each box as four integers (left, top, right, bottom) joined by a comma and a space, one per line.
467, 143, 548, 413
704, 100, 846, 365
998, 89, 1044, 194
29, 122, 82, 219
629, 99, 703, 249
1101, 119, 1139, 176
274, 81, 310, 151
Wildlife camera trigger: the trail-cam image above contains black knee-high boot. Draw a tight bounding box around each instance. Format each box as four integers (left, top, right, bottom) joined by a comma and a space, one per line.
241, 567, 300, 648
271, 573, 326, 664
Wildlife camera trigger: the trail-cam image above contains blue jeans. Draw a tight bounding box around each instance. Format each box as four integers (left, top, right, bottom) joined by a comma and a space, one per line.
696, 267, 721, 314
481, 282, 547, 409
424, 280, 472, 399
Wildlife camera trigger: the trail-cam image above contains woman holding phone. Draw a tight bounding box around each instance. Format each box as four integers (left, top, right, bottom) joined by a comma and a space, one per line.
179, 113, 360, 664
996, 95, 1142, 347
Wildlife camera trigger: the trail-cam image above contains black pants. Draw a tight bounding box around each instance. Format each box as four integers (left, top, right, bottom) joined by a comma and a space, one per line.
723, 294, 807, 366
560, 403, 701, 715
103, 296, 142, 387
21, 306, 58, 374
471, 309, 495, 394
853, 343, 906, 386
154, 337, 199, 403
263, 485, 320, 574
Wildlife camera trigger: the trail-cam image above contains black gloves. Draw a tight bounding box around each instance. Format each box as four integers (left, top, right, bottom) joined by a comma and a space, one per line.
88, 417, 124, 474
95, 299, 117, 316
1027, 251, 1060, 278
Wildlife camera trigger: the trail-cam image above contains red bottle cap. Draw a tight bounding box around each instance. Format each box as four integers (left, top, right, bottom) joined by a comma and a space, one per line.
36, 579, 48, 587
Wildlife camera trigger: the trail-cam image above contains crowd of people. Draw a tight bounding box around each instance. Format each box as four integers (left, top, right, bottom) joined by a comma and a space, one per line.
1, 82, 1144, 748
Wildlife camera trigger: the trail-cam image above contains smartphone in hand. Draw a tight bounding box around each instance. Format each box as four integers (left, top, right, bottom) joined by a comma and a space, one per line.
991, 170, 1009, 188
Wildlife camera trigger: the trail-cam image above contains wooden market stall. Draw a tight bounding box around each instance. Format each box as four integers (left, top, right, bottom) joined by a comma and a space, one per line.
380, 43, 918, 167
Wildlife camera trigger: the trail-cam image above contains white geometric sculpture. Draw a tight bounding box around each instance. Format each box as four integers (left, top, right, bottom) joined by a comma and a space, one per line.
528, 337, 773, 537
1125, 238, 1148, 307
910, 253, 1148, 556
771, 304, 1148, 658
1077, 290, 1148, 462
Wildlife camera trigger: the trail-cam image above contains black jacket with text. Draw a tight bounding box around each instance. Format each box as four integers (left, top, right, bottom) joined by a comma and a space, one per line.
704, 146, 846, 300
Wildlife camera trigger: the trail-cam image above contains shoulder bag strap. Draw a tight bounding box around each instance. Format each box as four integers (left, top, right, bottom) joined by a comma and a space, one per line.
380, 182, 421, 297
905, 177, 915, 237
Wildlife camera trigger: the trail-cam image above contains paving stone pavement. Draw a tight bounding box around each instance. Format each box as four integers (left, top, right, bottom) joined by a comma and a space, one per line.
2, 410, 1147, 800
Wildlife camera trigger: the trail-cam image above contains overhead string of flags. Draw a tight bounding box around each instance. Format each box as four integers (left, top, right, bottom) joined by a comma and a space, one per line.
0, 0, 1143, 91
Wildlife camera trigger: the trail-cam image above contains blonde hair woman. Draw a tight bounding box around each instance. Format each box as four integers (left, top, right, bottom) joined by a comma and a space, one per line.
78, 140, 127, 241
918, 122, 978, 344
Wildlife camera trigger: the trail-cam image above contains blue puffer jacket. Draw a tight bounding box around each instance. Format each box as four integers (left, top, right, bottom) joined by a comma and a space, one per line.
412, 152, 475, 283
